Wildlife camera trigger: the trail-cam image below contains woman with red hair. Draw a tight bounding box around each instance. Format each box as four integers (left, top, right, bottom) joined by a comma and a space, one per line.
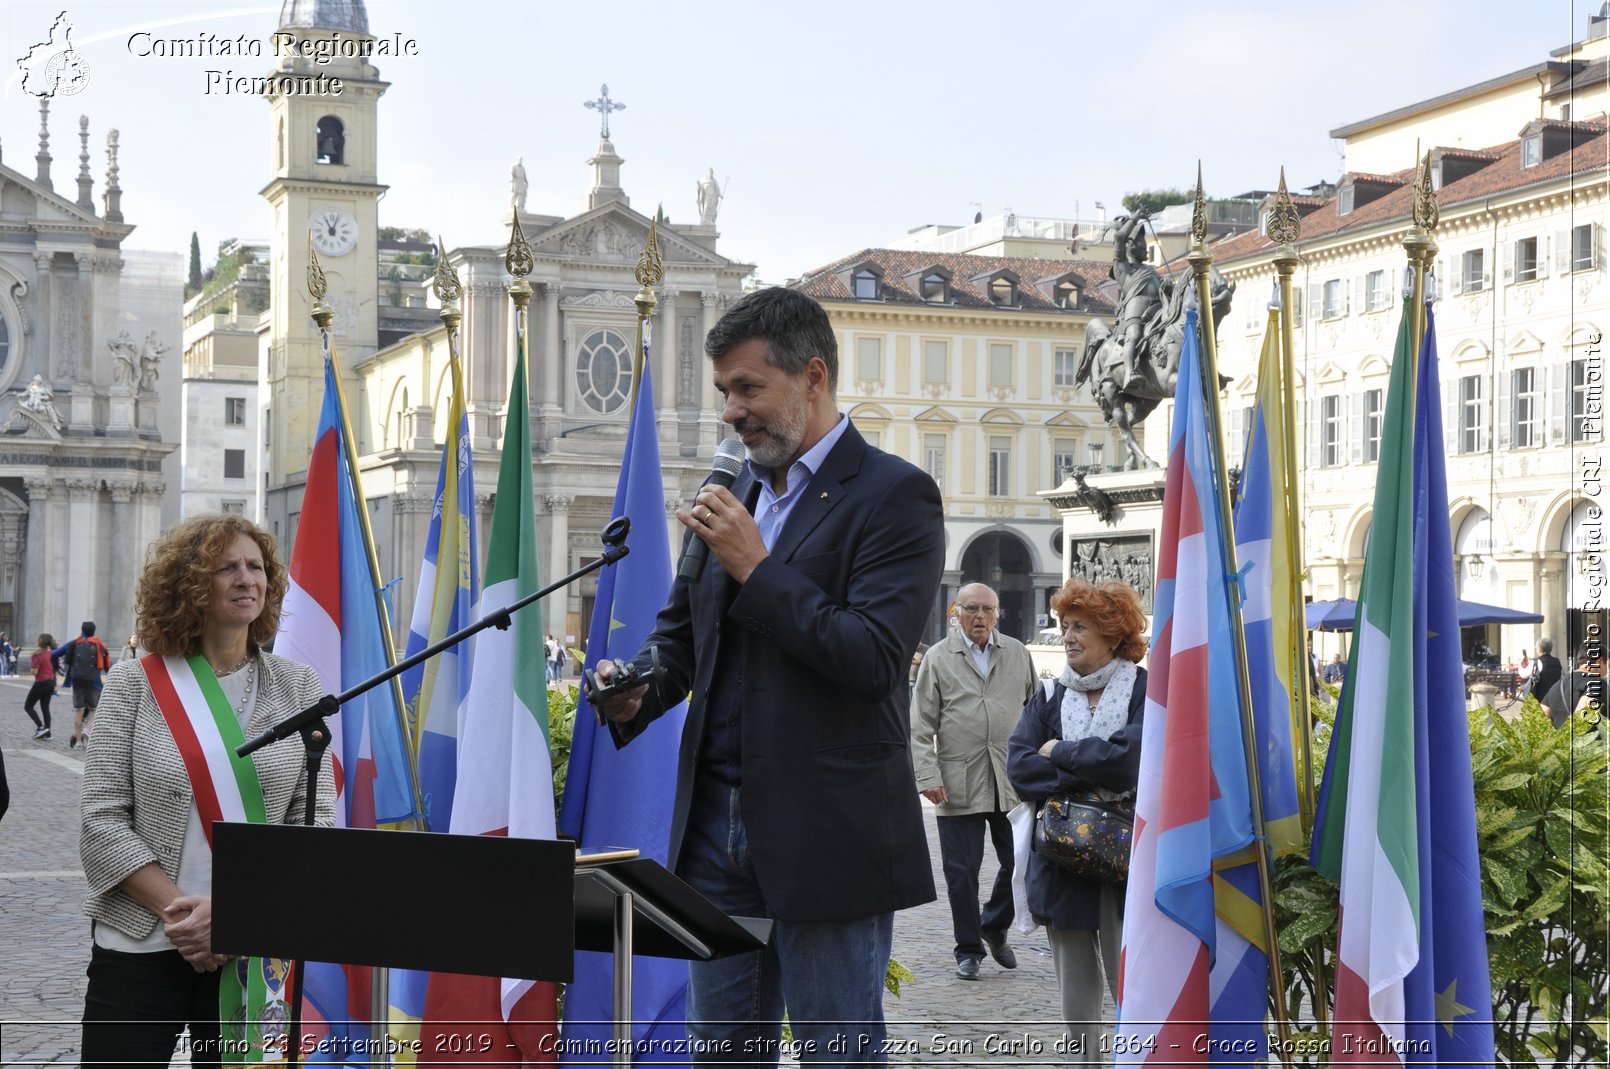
1008, 577, 1148, 1063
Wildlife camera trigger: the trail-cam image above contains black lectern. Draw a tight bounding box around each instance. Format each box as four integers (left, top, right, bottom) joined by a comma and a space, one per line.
214, 824, 770, 1068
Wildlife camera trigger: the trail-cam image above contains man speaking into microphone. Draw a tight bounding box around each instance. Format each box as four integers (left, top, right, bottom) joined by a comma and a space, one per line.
593, 287, 945, 1066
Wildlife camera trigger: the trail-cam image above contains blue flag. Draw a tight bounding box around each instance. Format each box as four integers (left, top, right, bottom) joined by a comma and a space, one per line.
559, 349, 690, 1066
1403, 302, 1495, 1062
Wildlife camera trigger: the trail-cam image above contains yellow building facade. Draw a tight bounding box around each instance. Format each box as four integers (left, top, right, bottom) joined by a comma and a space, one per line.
794, 249, 1118, 642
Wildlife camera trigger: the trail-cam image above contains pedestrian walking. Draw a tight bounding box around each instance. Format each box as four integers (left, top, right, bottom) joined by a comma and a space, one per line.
911, 582, 1037, 980
24, 632, 57, 740
54, 621, 111, 749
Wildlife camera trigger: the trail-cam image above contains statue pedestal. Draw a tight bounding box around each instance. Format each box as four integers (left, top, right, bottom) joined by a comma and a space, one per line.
107, 386, 135, 436
674, 222, 719, 252
1041, 468, 1168, 627
67, 388, 96, 432
136, 391, 159, 432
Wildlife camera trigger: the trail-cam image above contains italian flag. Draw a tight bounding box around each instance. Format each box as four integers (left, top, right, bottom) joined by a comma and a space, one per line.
1311, 298, 1421, 1064
419, 307, 558, 1063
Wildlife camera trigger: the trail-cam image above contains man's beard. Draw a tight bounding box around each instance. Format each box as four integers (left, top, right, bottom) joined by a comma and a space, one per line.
734, 383, 806, 470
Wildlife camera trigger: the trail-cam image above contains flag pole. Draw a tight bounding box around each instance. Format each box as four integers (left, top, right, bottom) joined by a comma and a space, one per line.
1184, 165, 1292, 1051
632, 219, 664, 403
306, 237, 424, 1052
1268, 170, 1317, 831
1268, 169, 1331, 1051
397, 238, 470, 772
307, 237, 421, 814
1404, 149, 1441, 377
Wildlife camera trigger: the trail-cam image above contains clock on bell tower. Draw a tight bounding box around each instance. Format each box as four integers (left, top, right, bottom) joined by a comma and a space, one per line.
261, 0, 386, 535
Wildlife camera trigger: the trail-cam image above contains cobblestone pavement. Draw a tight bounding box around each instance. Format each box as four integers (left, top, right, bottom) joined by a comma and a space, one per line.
0, 674, 1101, 1066
1, 676, 90, 1066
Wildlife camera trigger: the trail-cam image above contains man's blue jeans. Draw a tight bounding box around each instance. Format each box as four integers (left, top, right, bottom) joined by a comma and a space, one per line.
680, 777, 892, 1066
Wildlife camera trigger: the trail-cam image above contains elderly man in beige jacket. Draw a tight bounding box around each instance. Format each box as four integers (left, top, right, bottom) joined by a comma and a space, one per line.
911, 582, 1038, 980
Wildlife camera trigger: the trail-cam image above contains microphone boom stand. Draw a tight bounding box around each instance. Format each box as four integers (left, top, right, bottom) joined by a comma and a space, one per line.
235, 516, 632, 1068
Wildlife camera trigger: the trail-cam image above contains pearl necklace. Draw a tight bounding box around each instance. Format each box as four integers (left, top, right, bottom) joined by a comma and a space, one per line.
233, 660, 257, 720
214, 652, 252, 678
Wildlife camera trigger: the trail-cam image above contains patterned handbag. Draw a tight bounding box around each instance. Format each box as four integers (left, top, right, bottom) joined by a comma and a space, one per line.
1033, 791, 1135, 883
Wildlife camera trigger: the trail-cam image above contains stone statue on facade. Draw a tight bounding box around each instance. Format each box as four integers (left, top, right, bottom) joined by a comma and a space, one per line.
18, 375, 63, 430
511, 156, 528, 213
1075, 211, 1234, 469
109, 330, 139, 387
697, 168, 723, 226
137, 331, 167, 392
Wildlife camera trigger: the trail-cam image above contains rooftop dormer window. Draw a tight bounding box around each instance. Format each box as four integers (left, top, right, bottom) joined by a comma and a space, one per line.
1522, 134, 1542, 169
1337, 185, 1355, 216
990, 277, 1015, 305
853, 269, 880, 300
1054, 281, 1080, 308
921, 273, 948, 302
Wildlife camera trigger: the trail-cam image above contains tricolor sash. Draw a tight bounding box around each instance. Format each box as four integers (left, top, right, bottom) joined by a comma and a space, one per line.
144, 653, 290, 1065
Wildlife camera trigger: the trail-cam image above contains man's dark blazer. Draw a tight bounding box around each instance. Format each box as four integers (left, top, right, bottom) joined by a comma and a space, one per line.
615, 420, 945, 923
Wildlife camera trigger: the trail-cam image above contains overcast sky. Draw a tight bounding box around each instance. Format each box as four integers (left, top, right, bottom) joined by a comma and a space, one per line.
1, 1, 1595, 284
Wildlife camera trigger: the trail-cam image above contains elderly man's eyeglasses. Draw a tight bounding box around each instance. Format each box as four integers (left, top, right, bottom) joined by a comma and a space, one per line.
958, 604, 997, 616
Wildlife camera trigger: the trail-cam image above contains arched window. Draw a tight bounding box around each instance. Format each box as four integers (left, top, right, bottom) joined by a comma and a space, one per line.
316, 116, 345, 165
393, 387, 409, 449
576, 329, 632, 414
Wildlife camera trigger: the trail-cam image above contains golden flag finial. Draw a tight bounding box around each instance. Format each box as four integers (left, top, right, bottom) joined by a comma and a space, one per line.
506, 212, 533, 279
1268, 166, 1301, 247
432, 236, 462, 305
306, 232, 328, 301
1190, 161, 1208, 245
636, 218, 665, 289
1413, 150, 1439, 231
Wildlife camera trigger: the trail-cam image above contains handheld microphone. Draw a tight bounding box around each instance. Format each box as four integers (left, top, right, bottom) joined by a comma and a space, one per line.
677, 437, 746, 583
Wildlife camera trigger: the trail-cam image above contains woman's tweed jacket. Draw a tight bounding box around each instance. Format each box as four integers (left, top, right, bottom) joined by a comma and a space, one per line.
80, 653, 336, 939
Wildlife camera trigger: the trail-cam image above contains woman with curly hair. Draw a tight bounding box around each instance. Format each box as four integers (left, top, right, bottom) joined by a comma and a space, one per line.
1007, 577, 1148, 1064
79, 513, 333, 1066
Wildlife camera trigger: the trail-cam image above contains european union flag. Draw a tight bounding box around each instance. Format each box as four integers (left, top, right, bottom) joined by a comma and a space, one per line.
559, 347, 690, 1067
1404, 302, 1494, 1063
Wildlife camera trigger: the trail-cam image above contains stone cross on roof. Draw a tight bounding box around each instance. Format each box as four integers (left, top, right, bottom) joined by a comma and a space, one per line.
583, 83, 625, 140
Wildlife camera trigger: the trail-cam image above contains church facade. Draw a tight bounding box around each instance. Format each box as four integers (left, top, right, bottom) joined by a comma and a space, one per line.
259, 3, 751, 645
0, 101, 179, 644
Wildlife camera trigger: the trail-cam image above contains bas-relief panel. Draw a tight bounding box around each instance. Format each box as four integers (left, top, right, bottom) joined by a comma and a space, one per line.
1068, 533, 1155, 614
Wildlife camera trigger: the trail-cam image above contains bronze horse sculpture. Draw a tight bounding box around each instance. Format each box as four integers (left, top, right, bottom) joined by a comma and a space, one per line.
1075, 211, 1235, 469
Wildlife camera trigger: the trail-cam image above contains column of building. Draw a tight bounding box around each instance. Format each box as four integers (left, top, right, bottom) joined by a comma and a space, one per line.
463, 279, 507, 451
390, 492, 434, 654
34, 253, 56, 390
701, 292, 723, 450
1538, 551, 1567, 647
108, 480, 136, 637
22, 479, 52, 636
540, 495, 572, 642
69, 252, 96, 430
63, 479, 100, 627
537, 283, 563, 449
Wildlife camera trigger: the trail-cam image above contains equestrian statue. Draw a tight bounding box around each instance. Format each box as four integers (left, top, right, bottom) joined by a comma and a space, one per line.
1075, 210, 1234, 469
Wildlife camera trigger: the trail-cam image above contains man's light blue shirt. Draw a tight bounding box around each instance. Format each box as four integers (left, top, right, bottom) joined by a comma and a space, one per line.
749, 414, 849, 551
967, 631, 997, 677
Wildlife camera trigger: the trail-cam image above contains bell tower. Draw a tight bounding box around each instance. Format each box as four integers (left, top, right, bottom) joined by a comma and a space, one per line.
261, 0, 386, 537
